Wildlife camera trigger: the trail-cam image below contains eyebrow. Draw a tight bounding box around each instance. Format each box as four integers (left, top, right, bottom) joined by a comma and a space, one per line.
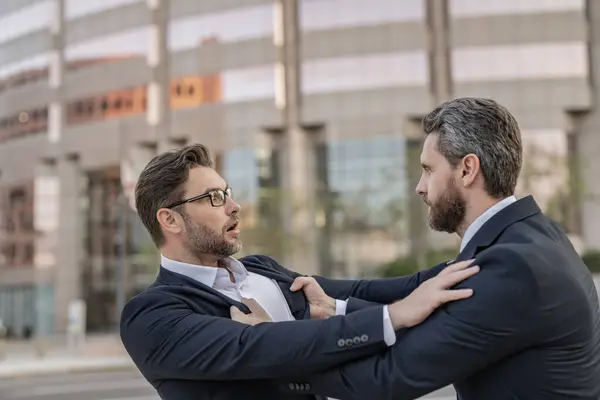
421, 162, 431, 170
200, 184, 229, 194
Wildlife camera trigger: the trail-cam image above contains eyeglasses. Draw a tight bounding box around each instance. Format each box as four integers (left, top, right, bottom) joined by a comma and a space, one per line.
166, 187, 233, 209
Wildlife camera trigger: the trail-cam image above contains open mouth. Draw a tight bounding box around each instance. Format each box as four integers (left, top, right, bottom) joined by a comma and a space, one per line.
226, 222, 239, 232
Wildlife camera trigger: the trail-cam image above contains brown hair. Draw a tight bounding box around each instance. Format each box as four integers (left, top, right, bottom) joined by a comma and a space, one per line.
134, 144, 213, 247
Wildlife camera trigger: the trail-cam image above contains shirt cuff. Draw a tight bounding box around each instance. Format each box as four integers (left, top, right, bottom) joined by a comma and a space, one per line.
382, 305, 396, 347
335, 299, 347, 315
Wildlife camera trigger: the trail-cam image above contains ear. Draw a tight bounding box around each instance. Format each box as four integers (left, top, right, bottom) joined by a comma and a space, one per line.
156, 208, 184, 235
460, 154, 480, 188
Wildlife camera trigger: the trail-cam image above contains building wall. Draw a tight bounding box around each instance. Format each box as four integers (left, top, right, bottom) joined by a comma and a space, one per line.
0, 0, 598, 334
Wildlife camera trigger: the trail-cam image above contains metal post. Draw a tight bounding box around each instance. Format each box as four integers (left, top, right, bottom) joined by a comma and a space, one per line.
115, 193, 127, 331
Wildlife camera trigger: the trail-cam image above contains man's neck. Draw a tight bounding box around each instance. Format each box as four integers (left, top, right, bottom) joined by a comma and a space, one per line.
457, 195, 507, 238
160, 247, 221, 268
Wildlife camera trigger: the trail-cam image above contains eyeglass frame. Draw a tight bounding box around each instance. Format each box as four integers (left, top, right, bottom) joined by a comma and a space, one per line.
165, 186, 233, 209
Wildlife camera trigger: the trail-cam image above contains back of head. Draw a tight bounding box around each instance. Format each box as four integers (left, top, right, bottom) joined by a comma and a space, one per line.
422, 97, 523, 199
134, 144, 213, 247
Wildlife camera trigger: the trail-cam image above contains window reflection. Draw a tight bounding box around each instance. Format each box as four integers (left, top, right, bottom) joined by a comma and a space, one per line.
66, 0, 142, 20
222, 65, 275, 103
450, 0, 584, 18
328, 136, 407, 227
0, 53, 50, 80
169, 4, 274, 51
303, 52, 428, 94
452, 43, 588, 82
65, 27, 149, 61
0, 182, 36, 267
0, 1, 53, 44
223, 148, 259, 204
300, 0, 424, 31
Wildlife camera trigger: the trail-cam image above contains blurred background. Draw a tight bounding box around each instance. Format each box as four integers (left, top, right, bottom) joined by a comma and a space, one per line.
0, 0, 599, 399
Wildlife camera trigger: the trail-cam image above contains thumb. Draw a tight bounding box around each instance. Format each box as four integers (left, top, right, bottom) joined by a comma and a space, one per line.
230, 306, 244, 318
290, 277, 308, 292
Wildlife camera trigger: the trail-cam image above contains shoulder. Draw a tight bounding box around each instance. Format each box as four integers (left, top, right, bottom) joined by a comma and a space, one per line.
463, 244, 541, 304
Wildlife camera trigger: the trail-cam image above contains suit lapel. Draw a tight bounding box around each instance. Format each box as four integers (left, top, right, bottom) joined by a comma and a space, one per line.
156, 267, 251, 312
454, 195, 541, 262
244, 263, 310, 321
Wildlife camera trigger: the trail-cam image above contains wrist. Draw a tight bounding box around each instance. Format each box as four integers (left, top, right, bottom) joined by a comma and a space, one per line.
388, 302, 408, 330
327, 297, 336, 317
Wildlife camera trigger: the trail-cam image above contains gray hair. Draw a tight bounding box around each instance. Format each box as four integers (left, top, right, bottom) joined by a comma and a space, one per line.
422, 97, 522, 199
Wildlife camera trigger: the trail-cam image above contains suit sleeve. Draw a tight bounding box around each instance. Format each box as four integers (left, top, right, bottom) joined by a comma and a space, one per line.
281, 247, 542, 399
120, 293, 388, 381
315, 262, 447, 310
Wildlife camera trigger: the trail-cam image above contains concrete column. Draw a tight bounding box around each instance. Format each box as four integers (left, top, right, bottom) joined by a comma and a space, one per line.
48, 0, 65, 143
426, 0, 452, 105
54, 155, 84, 333
121, 144, 157, 211
274, 0, 318, 275
146, 0, 171, 144
33, 160, 59, 338
576, 0, 600, 250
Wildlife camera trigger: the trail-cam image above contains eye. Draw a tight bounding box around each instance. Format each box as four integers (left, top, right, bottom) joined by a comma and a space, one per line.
210, 190, 225, 204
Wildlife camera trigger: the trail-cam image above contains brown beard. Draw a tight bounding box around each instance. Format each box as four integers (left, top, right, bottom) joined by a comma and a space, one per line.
425, 178, 466, 234
181, 212, 241, 260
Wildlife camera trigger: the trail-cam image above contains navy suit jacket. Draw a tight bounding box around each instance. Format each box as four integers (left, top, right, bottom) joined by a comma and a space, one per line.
120, 252, 445, 400
285, 196, 600, 400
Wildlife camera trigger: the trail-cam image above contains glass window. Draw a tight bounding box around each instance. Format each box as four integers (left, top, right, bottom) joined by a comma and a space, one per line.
222, 65, 275, 103
65, 26, 150, 61
450, 0, 584, 18
302, 52, 428, 94
452, 43, 588, 82
300, 0, 425, 32
223, 148, 258, 204
0, 52, 50, 80
0, 1, 53, 44
327, 136, 407, 227
169, 4, 274, 51
66, 0, 142, 20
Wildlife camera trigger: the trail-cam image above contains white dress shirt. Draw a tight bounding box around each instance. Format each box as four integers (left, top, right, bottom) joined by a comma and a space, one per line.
160, 255, 396, 345
460, 196, 517, 252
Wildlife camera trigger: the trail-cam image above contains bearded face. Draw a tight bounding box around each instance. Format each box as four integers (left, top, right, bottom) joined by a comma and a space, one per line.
424, 176, 467, 234
181, 210, 242, 260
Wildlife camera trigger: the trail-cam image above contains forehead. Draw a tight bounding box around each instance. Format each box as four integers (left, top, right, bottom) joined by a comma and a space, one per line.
185, 166, 226, 194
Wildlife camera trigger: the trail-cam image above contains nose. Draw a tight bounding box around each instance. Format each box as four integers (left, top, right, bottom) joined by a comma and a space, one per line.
225, 196, 241, 215
415, 173, 426, 196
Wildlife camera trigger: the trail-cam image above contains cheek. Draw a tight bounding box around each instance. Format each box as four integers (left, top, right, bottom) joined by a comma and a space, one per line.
427, 174, 445, 200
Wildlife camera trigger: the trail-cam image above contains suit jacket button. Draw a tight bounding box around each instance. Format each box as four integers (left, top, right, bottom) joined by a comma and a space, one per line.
289, 383, 295, 390
345, 338, 354, 346
337, 339, 345, 347
298, 383, 305, 391
353, 336, 361, 345
360, 334, 369, 343
295, 383, 301, 390
305, 383, 311, 391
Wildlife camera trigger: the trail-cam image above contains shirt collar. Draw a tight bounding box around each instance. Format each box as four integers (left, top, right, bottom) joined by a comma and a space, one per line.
460, 196, 517, 252
160, 254, 249, 289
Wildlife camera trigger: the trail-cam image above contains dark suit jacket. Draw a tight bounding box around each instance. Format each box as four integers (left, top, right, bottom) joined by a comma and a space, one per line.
120, 253, 445, 400
286, 196, 600, 400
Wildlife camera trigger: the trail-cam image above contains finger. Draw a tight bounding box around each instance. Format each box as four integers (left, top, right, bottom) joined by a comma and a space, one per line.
438, 265, 480, 288
230, 306, 245, 319
290, 277, 311, 292
440, 259, 475, 275
242, 297, 269, 318
439, 288, 474, 303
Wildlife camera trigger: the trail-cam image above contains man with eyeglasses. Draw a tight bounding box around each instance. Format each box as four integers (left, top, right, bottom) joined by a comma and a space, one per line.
119, 143, 479, 400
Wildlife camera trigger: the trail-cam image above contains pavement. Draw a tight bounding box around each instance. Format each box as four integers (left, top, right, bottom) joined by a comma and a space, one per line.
0, 368, 456, 400
0, 334, 135, 379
